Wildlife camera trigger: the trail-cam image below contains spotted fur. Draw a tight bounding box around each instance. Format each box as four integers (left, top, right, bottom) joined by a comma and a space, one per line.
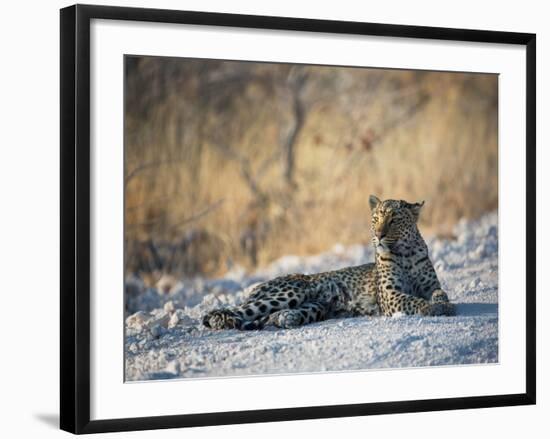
202, 196, 455, 330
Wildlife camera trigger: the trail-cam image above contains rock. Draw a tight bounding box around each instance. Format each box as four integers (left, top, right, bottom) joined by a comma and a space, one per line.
149, 313, 170, 329
126, 311, 150, 329
168, 312, 179, 329
150, 324, 165, 338
164, 300, 175, 314
165, 361, 180, 375
174, 310, 196, 327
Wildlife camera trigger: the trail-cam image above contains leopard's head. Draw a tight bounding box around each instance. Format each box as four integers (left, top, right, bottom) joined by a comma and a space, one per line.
369, 195, 424, 252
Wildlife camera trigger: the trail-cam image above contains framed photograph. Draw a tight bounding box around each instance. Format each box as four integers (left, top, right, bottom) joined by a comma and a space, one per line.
60, 4, 536, 434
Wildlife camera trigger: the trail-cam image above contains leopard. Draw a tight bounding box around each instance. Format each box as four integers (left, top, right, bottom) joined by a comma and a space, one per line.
202, 195, 455, 330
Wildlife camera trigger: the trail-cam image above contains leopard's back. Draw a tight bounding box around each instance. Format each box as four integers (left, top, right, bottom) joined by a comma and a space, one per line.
307, 263, 379, 316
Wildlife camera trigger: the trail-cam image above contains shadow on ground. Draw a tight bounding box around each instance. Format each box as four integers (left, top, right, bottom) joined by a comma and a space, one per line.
34, 413, 58, 430
455, 303, 498, 316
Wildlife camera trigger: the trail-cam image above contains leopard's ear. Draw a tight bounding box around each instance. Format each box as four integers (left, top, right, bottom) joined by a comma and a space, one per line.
369, 195, 381, 211
408, 200, 425, 221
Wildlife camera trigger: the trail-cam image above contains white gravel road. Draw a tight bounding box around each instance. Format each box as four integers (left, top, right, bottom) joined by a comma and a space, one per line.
125, 213, 498, 381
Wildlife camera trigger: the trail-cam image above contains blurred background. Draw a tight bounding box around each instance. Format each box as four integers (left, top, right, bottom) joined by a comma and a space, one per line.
125, 56, 498, 283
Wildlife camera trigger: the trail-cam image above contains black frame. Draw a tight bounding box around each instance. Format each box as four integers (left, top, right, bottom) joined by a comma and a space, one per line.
60, 4, 536, 434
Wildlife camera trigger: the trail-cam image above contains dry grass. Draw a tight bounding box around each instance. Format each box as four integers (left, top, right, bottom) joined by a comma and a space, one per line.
124, 58, 497, 277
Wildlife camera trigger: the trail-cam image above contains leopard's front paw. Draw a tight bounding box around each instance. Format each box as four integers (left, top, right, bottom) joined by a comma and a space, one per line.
428, 290, 454, 316
202, 309, 242, 330
428, 301, 456, 316
267, 310, 304, 329
431, 290, 450, 304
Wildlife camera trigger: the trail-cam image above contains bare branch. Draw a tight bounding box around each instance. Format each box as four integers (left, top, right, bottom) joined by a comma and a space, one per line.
125, 158, 186, 187
280, 69, 309, 187
169, 199, 225, 229
126, 199, 225, 231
